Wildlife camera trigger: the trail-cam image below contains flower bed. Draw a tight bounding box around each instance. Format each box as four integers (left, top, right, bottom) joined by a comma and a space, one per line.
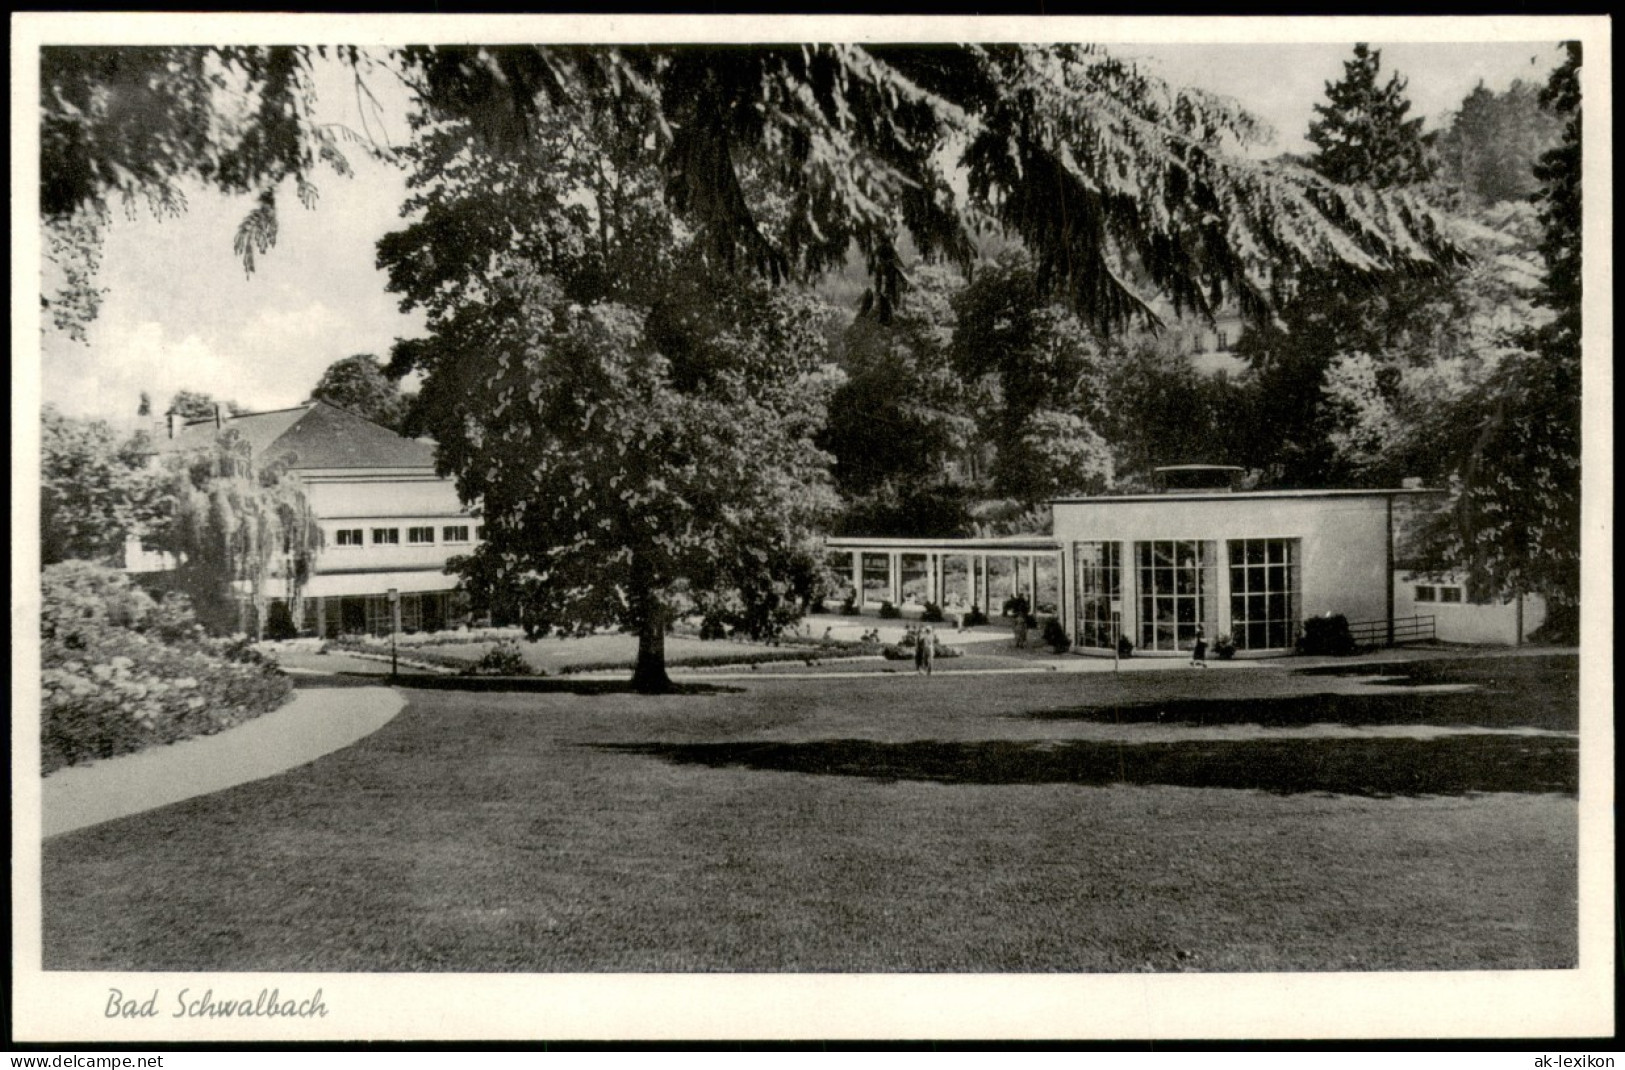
41, 563, 292, 775
328, 632, 882, 676
321, 637, 483, 674
559, 643, 881, 675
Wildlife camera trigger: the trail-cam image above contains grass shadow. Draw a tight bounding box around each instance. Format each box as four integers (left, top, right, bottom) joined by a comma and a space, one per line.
1028, 691, 1577, 731
600, 735, 1577, 797
359, 673, 745, 697
1033, 655, 1579, 732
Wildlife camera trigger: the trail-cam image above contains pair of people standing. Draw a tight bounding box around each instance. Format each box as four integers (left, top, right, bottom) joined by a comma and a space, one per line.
913, 625, 937, 676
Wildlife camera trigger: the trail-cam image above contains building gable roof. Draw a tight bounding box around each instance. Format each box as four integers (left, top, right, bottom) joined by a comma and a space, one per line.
151, 402, 438, 470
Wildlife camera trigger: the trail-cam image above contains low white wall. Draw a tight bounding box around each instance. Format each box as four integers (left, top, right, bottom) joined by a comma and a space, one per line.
1393, 574, 1546, 646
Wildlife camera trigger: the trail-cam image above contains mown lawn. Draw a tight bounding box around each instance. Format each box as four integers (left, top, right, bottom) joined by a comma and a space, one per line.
41, 655, 1578, 973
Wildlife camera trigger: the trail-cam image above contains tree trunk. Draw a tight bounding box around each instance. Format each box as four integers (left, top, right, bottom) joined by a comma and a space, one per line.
630, 611, 672, 694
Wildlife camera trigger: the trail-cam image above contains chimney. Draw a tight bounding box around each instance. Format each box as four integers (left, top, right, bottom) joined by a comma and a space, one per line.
214, 403, 223, 429
167, 410, 178, 439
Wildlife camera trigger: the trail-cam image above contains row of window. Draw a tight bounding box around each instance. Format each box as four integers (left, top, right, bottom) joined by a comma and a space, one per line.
1075, 538, 1301, 652
1414, 584, 1464, 604
332, 524, 486, 548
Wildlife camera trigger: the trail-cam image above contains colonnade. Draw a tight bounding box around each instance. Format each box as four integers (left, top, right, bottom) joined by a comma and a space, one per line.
840, 548, 1060, 615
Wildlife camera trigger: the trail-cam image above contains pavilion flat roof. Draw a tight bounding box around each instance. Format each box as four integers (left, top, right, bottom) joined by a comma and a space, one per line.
1050, 487, 1443, 505
825, 536, 1061, 553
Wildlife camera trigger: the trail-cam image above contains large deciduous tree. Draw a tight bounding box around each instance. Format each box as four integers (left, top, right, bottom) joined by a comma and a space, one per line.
308, 353, 415, 431
379, 85, 840, 690
40, 405, 155, 565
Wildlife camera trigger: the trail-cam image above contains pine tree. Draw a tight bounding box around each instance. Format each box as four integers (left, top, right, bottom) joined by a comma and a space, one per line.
1307, 44, 1436, 189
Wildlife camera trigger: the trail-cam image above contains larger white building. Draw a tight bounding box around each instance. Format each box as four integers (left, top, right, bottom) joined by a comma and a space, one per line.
127, 401, 482, 637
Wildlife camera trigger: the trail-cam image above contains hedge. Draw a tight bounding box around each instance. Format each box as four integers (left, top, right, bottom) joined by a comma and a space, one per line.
41, 562, 292, 775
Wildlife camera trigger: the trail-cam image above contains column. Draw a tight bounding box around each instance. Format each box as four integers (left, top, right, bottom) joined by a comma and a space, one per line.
889, 552, 901, 605
314, 596, 327, 639
851, 551, 862, 606
1028, 556, 1039, 611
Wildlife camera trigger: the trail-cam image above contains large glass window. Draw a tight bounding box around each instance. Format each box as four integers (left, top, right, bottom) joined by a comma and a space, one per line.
1137, 540, 1216, 652
1074, 541, 1122, 649
1228, 539, 1301, 650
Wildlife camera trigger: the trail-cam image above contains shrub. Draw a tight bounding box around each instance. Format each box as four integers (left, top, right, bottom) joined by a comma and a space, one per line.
265, 600, 299, 641
1213, 632, 1238, 660
965, 607, 989, 627
466, 639, 533, 676
920, 601, 945, 623
1041, 617, 1071, 653
1002, 595, 1031, 619
878, 600, 902, 619
41, 562, 292, 775
1116, 634, 1135, 658
840, 594, 860, 615
880, 636, 963, 660
1296, 614, 1356, 656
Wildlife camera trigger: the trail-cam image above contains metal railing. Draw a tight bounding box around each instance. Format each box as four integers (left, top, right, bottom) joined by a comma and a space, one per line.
1346, 614, 1436, 647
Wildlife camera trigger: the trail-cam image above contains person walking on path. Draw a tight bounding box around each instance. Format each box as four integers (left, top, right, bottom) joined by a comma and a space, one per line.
1189, 625, 1209, 668
920, 624, 937, 676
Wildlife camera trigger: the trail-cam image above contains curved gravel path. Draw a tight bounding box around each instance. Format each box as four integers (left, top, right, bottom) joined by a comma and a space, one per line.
42, 685, 404, 838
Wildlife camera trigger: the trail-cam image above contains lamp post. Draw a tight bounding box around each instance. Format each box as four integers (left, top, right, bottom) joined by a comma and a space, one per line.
1111, 602, 1122, 673
388, 588, 400, 679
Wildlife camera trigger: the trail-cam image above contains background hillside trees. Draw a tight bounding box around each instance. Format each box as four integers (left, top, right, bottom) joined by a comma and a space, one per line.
1410, 43, 1582, 638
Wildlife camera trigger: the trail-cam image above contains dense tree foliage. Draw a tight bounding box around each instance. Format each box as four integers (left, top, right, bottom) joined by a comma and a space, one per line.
144, 431, 322, 638
1412, 43, 1582, 637
40, 406, 153, 565
166, 389, 245, 421
949, 252, 1113, 501
1098, 331, 1250, 488
379, 88, 842, 689
820, 265, 973, 497
40, 45, 387, 340
308, 353, 415, 431
1431, 79, 1562, 210
1232, 43, 1453, 486
1306, 44, 1436, 189
41, 44, 1461, 343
